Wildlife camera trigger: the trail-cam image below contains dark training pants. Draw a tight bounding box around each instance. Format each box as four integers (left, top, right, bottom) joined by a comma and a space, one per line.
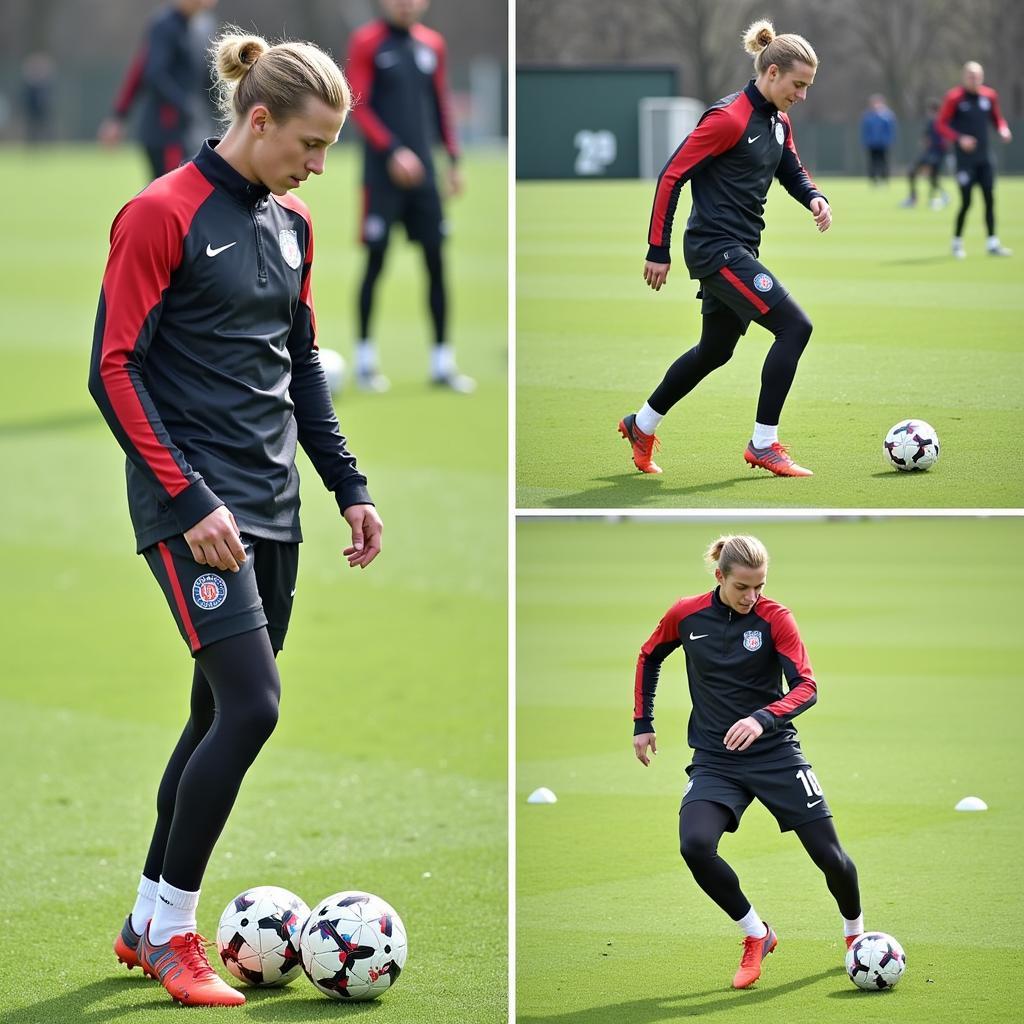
358, 241, 447, 345
954, 161, 997, 238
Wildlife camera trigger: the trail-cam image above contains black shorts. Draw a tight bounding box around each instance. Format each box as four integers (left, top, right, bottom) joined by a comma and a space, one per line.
681, 757, 833, 833
143, 534, 299, 655
694, 250, 790, 333
360, 178, 446, 248
955, 159, 994, 191
914, 148, 944, 170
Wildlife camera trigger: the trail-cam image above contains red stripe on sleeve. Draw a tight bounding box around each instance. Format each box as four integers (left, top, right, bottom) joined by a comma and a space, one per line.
113, 44, 147, 117
718, 266, 770, 314
757, 601, 817, 719
781, 115, 819, 191
935, 87, 962, 143
347, 22, 397, 153
274, 192, 317, 342
413, 24, 459, 159
984, 86, 1009, 134
158, 541, 200, 652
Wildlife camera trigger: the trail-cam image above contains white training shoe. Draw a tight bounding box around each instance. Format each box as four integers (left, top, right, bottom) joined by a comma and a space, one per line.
951, 239, 966, 260
356, 370, 391, 393
431, 372, 477, 394
987, 242, 1013, 257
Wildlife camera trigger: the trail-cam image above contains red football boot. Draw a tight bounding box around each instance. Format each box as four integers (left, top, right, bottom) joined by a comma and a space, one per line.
744, 440, 813, 477
137, 927, 245, 1006
732, 924, 778, 989
618, 413, 663, 474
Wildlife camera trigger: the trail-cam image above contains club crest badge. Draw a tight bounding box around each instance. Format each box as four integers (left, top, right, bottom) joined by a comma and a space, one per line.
278, 229, 302, 270
753, 273, 773, 292
775, 122, 785, 145
414, 43, 438, 75
743, 630, 763, 652
193, 573, 227, 610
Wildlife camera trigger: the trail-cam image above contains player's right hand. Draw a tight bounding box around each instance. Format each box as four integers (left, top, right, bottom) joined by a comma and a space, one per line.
97, 118, 123, 146
387, 147, 426, 188
958, 134, 978, 153
184, 507, 246, 573
643, 261, 670, 291
633, 732, 657, 767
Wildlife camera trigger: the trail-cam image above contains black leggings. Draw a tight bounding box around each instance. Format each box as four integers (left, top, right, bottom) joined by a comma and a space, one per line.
141, 629, 281, 891
647, 296, 813, 427
358, 242, 447, 346
955, 182, 996, 237
679, 800, 861, 922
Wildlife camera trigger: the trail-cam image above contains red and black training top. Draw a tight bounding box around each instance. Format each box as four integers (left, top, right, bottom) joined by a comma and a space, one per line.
634, 588, 818, 764
88, 140, 371, 554
936, 84, 1009, 160
647, 80, 825, 280
346, 18, 459, 181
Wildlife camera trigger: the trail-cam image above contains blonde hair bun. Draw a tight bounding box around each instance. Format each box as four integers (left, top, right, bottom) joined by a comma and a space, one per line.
215, 32, 269, 84
743, 19, 776, 55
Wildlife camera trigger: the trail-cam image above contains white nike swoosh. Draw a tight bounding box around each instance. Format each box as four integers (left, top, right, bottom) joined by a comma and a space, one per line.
689, 632, 709, 640
290, 588, 297, 597
747, 135, 761, 144
206, 242, 237, 257
806, 799, 823, 808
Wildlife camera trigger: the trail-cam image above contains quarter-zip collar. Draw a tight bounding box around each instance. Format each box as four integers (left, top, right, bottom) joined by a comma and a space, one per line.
195, 138, 271, 208
745, 79, 779, 117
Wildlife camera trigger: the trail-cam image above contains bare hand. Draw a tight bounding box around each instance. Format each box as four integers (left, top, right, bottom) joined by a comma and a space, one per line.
633, 732, 657, 766
98, 118, 123, 146
723, 716, 764, 752
446, 164, 464, 198
958, 134, 978, 153
183, 507, 246, 573
999, 127, 1012, 143
810, 197, 832, 233
343, 504, 383, 569
643, 261, 670, 291
387, 147, 426, 188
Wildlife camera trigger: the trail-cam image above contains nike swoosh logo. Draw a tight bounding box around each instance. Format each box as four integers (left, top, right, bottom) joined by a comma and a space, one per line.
689, 632, 709, 640
747, 135, 761, 144
806, 799, 823, 808
206, 242, 237, 257
290, 588, 297, 597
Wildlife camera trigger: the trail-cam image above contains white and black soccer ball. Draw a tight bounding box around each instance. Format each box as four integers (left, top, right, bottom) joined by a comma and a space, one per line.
299, 890, 408, 1001
216, 885, 309, 986
883, 419, 940, 471
845, 931, 907, 991
317, 347, 346, 396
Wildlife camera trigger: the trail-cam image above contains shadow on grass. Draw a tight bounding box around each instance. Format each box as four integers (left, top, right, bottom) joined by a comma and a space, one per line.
517, 966, 838, 1023
542, 473, 784, 508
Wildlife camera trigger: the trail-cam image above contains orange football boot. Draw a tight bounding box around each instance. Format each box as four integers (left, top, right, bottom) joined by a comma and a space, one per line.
732, 924, 778, 989
845, 934, 860, 951
618, 413, 663, 474
138, 927, 245, 1006
113, 916, 155, 977
744, 440, 813, 477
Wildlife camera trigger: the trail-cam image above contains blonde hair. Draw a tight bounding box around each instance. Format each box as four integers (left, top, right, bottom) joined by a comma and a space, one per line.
705, 535, 769, 577
211, 28, 351, 125
742, 19, 818, 76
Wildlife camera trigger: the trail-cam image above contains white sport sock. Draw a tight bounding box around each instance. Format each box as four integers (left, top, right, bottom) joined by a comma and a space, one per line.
356, 339, 377, 375
751, 422, 779, 449
149, 877, 201, 945
635, 402, 663, 437
843, 913, 865, 938
737, 906, 768, 939
432, 342, 455, 378
130, 874, 159, 934
987, 235, 1000, 249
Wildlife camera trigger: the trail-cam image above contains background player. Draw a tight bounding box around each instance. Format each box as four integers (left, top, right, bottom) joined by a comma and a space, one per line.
90, 28, 381, 1006
901, 99, 949, 209
346, 0, 474, 393
619, 19, 830, 479
633, 535, 864, 989
937, 60, 1013, 258
859, 93, 896, 185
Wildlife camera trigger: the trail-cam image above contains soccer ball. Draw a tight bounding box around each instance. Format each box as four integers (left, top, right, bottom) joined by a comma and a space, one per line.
216, 885, 309, 986
845, 931, 907, 990
299, 890, 408, 1001
317, 347, 346, 396
883, 419, 939, 471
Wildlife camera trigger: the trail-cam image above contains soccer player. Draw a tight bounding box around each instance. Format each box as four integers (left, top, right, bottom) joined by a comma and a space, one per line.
98, 0, 218, 180
901, 99, 949, 209
937, 61, 1013, 258
619, 20, 830, 478
346, 0, 474, 392
860, 94, 896, 185
633, 535, 864, 989
89, 29, 382, 1007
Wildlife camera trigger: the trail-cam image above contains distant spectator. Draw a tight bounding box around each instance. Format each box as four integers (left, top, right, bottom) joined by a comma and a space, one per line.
21, 53, 55, 145
860, 94, 896, 185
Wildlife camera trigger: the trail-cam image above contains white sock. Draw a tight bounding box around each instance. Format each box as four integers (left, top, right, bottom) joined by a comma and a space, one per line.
432, 342, 455, 378
843, 913, 865, 938
130, 874, 159, 934
737, 906, 768, 939
149, 877, 201, 945
751, 422, 778, 448
356, 339, 377, 375
987, 235, 1000, 249
952, 236, 963, 247
635, 402, 663, 436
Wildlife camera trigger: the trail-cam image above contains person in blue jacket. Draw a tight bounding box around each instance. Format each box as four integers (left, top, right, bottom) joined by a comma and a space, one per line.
860, 94, 896, 184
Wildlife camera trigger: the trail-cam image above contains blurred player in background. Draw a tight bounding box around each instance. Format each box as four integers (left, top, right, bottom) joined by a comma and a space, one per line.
90, 28, 381, 1006
937, 61, 1013, 258
633, 535, 865, 989
901, 99, 949, 209
346, 0, 474, 392
620, 19, 830, 479
98, 0, 218, 180
859, 94, 896, 185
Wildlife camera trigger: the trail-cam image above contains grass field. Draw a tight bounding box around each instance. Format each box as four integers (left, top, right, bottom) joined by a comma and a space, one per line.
517, 517, 1023, 1023
516, 177, 1024, 508
0, 143, 507, 1022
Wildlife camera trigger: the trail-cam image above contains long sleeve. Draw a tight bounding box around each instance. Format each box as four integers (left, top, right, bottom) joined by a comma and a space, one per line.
776, 116, 826, 209
751, 608, 817, 734
633, 602, 684, 735
428, 34, 459, 162
935, 88, 961, 144
112, 43, 147, 118
988, 89, 1010, 134
142, 17, 191, 117
347, 26, 398, 155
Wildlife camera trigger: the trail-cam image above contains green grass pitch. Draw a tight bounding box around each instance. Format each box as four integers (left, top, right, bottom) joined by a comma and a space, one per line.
516, 177, 1024, 508
0, 144, 507, 1022
517, 517, 1022, 1023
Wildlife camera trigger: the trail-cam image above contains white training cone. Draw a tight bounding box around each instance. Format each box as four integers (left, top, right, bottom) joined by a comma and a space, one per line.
955, 796, 988, 812
527, 787, 557, 804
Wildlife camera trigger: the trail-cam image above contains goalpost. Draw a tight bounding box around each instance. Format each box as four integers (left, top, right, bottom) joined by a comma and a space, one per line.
638, 97, 705, 179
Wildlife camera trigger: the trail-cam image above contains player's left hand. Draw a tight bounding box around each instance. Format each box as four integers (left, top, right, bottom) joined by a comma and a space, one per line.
343, 504, 383, 569
810, 197, 832, 233
999, 127, 1013, 143
723, 716, 764, 752
446, 164, 464, 198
